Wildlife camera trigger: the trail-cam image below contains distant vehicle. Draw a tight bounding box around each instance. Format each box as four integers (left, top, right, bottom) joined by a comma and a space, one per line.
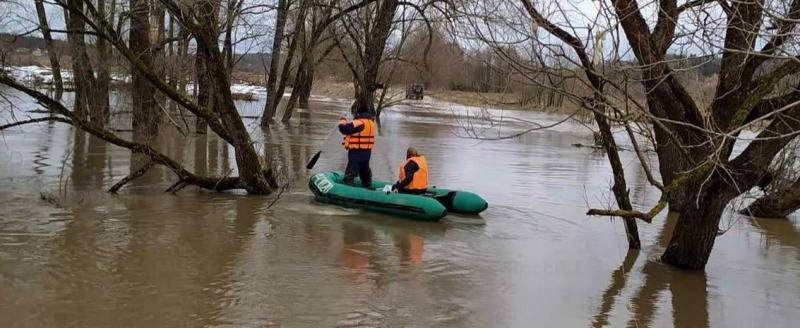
405, 83, 424, 100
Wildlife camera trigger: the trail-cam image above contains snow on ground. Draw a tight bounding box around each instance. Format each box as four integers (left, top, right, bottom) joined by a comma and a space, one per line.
3, 66, 71, 84
3, 65, 359, 105
229, 83, 267, 97
3, 65, 268, 99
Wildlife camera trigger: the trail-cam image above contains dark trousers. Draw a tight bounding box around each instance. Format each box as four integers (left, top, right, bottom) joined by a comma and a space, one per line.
344, 160, 372, 189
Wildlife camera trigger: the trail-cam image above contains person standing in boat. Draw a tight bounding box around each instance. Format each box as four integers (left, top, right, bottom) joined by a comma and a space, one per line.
392, 147, 428, 194
338, 103, 375, 188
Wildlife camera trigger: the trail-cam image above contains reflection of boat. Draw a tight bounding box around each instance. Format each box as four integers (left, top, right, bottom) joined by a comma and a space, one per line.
309, 171, 488, 221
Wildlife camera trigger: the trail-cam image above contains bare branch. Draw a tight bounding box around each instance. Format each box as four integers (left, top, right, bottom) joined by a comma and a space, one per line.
0, 117, 73, 131
587, 193, 668, 223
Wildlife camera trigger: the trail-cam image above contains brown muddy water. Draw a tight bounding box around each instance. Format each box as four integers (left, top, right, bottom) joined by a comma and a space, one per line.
1, 89, 799, 327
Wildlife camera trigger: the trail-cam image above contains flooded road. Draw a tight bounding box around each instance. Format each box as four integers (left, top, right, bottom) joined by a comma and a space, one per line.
1, 90, 799, 327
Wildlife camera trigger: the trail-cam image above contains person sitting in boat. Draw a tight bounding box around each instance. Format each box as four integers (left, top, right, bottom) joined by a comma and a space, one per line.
338, 103, 375, 189
392, 147, 428, 195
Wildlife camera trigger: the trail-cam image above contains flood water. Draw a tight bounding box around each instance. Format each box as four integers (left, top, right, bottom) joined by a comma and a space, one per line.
1, 89, 799, 327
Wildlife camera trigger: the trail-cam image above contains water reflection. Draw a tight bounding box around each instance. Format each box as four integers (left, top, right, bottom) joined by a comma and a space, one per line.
2, 91, 800, 327
31, 120, 57, 175
592, 212, 710, 327
751, 216, 800, 251
591, 249, 639, 328
340, 222, 376, 285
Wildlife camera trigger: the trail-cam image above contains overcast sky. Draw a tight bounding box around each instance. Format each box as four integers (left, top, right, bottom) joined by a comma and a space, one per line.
0, 0, 741, 60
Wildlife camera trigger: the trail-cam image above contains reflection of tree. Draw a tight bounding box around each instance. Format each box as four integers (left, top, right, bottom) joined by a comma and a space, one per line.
69, 130, 111, 192
109, 196, 260, 325
70, 129, 87, 190
86, 133, 108, 189
193, 133, 208, 176
626, 261, 708, 327
749, 217, 800, 254
592, 212, 709, 327
32, 120, 57, 175
591, 249, 639, 328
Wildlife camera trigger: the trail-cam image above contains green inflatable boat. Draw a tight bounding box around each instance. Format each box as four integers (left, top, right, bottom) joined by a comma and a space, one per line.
309, 171, 488, 221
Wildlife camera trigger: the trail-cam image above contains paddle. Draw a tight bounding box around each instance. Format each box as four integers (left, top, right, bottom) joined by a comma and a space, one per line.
306, 150, 322, 169
306, 104, 352, 170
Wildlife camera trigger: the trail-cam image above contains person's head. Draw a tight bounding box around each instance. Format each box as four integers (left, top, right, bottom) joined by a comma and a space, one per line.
406, 147, 419, 159
356, 103, 370, 114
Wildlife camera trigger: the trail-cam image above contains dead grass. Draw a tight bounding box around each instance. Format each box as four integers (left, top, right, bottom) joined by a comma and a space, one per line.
426, 89, 583, 115
311, 80, 354, 99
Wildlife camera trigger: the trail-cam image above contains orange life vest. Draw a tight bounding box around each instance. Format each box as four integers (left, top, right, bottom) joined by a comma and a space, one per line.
398, 156, 429, 190
341, 118, 375, 150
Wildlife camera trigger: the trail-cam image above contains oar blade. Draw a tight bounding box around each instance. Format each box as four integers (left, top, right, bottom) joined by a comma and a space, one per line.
306, 151, 322, 170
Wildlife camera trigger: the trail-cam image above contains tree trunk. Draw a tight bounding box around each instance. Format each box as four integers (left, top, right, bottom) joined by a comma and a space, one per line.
197, 46, 272, 194
353, 0, 399, 115
281, 17, 313, 123
744, 179, 800, 218
34, 0, 63, 100
653, 124, 690, 211
280, 59, 306, 123
593, 98, 641, 249
661, 174, 733, 269
130, 0, 159, 133
95, 0, 111, 121
298, 59, 314, 109
177, 27, 189, 94
65, 0, 98, 120
152, 2, 168, 107
260, 0, 289, 126
191, 0, 272, 194
167, 14, 178, 111
222, 0, 241, 78
195, 47, 213, 134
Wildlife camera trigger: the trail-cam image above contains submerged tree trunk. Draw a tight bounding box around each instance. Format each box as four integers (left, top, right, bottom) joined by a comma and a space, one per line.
661, 172, 734, 269
196, 47, 272, 193
188, 0, 273, 193
130, 0, 158, 133
65, 0, 99, 122
281, 16, 312, 123
744, 179, 800, 218
297, 59, 314, 109
268, 0, 306, 123
34, 0, 63, 100
280, 57, 307, 123
260, 0, 289, 126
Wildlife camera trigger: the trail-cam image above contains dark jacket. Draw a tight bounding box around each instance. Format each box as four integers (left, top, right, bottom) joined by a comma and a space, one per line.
338, 111, 373, 162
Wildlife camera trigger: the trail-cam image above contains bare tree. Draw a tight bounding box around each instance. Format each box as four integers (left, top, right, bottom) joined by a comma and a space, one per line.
2, 0, 277, 194
454, 0, 800, 268
334, 0, 400, 116
261, 0, 304, 126
280, 0, 348, 122
261, 0, 377, 124
129, 0, 159, 133
222, 0, 245, 77
64, 0, 107, 124
34, 0, 64, 100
